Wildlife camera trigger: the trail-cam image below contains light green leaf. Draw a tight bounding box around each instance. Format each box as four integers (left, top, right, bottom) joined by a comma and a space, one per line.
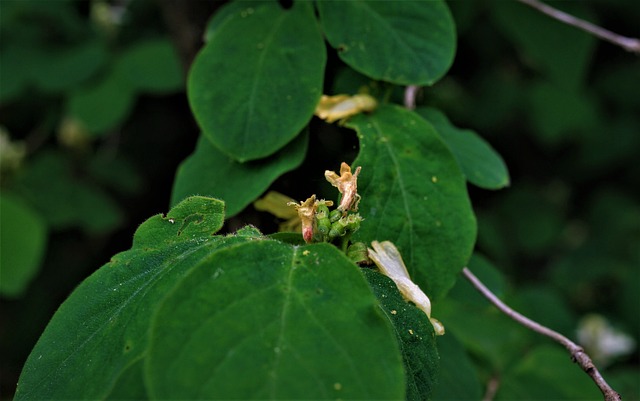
114, 38, 183, 94
188, 1, 325, 161
347, 105, 476, 301
317, 0, 456, 85
0, 193, 47, 298
362, 269, 439, 401
171, 130, 308, 217
146, 241, 405, 399
416, 107, 510, 189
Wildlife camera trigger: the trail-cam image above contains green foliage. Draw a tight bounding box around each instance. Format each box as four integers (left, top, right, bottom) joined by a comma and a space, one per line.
0, 194, 47, 298
188, 1, 325, 161
347, 105, 476, 301
3, 0, 639, 400
15, 197, 413, 400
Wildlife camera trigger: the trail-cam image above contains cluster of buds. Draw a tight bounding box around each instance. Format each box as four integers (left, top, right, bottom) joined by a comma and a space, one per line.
288, 162, 364, 245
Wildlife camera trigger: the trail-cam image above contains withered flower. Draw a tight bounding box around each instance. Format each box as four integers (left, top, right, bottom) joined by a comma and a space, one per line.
325, 162, 362, 213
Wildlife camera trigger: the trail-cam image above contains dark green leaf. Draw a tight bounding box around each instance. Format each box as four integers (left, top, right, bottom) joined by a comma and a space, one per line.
188, 1, 325, 161
431, 333, 483, 401
114, 38, 183, 94
67, 70, 136, 135
146, 241, 405, 399
203, 1, 268, 42
362, 269, 439, 401
416, 107, 510, 189
14, 197, 235, 400
0, 193, 47, 298
317, 0, 456, 85
491, 0, 596, 90
347, 105, 476, 301
14, 151, 124, 234
171, 130, 308, 217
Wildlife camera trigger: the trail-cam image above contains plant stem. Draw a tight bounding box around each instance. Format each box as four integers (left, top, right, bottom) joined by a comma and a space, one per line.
462, 267, 622, 401
404, 85, 419, 110
517, 0, 640, 54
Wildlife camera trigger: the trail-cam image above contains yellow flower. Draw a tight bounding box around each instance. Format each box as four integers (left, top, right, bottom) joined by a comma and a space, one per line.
288, 195, 317, 243
325, 162, 362, 213
368, 240, 445, 336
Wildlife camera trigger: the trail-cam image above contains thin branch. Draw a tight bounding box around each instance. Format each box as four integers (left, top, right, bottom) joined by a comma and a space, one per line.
462, 267, 622, 401
517, 0, 640, 54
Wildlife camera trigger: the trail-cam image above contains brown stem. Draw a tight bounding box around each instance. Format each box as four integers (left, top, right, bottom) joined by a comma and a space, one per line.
462, 267, 622, 401
517, 0, 640, 54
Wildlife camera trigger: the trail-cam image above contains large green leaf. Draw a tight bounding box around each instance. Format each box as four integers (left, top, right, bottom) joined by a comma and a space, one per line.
171, 130, 308, 217
188, 1, 325, 161
347, 105, 476, 301
16, 197, 405, 400
362, 269, 440, 401
14, 197, 231, 400
317, 0, 456, 85
146, 241, 405, 399
0, 193, 47, 298
431, 333, 482, 401
416, 107, 510, 190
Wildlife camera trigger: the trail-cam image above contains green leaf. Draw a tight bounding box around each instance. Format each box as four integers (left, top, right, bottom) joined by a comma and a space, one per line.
32, 39, 108, 93
14, 197, 234, 400
171, 130, 308, 217
14, 151, 124, 233
114, 38, 183, 94
431, 333, 482, 401
16, 198, 405, 400
362, 269, 439, 401
347, 105, 476, 301
188, 1, 325, 161
317, 0, 456, 85
491, 0, 596, 90
497, 345, 602, 400
528, 81, 601, 147
417, 107, 510, 189
67, 70, 136, 135
0, 193, 47, 298
146, 241, 405, 399
203, 0, 267, 42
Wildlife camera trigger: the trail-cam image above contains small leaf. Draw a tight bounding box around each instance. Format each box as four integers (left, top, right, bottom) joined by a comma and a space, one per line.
416, 107, 510, 189
0, 193, 47, 298
14, 151, 124, 233
347, 105, 476, 301
145, 241, 405, 399
114, 38, 183, 94
317, 0, 456, 85
171, 130, 308, 217
363, 269, 440, 401
66, 70, 135, 135
188, 1, 325, 161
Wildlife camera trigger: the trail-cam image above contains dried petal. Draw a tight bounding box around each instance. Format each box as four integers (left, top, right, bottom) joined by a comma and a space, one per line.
314, 94, 377, 123
368, 240, 444, 335
325, 162, 361, 212
288, 195, 317, 243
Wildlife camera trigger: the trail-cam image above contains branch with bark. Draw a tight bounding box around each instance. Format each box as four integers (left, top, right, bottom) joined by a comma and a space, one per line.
462, 267, 622, 401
